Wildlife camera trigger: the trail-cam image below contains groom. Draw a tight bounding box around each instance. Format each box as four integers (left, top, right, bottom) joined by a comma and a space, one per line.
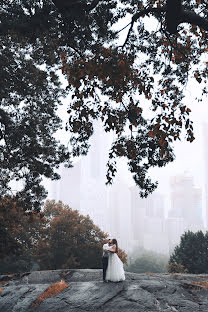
102, 238, 111, 282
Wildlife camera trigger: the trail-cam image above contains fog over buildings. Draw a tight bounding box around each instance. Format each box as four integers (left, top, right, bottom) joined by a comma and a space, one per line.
44, 30, 208, 256
46, 96, 208, 257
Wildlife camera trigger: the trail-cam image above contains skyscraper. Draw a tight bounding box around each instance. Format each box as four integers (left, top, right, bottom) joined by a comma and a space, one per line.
129, 188, 169, 254
203, 123, 208, 228
48, 121, 112, 230
169, 174, 203, 230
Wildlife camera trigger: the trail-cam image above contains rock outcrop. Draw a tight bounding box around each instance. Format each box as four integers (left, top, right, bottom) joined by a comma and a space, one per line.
1, 269, 208, 311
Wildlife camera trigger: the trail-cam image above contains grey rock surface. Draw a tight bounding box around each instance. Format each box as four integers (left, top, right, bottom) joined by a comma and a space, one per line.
1, 269, 208, 311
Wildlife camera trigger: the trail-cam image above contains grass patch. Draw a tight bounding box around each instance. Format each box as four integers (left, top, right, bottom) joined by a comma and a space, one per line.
32, 280, 69, 307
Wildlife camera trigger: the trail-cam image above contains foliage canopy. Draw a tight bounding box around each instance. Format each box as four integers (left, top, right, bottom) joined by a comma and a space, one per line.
35, 200, 108, 270
0, 196, 45, 272
1, 0, 208, 209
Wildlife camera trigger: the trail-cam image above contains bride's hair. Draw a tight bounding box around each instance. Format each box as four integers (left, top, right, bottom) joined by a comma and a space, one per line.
112, 239, 118, 253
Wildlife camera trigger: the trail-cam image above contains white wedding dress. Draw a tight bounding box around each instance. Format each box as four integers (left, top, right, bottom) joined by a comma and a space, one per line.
105, 245, 125, 282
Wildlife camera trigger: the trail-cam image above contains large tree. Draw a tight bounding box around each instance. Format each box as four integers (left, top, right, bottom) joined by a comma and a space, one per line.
0, 34, 71, 210
35, 200, 127, 270
1, 0, 207, 209
0, 196, 45, 273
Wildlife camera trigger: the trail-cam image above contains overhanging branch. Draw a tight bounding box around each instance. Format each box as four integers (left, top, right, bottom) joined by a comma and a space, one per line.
166, 0, 181, 34
181, 9, 208, 31
122, 6, 166, 47
122, 5, 208, 46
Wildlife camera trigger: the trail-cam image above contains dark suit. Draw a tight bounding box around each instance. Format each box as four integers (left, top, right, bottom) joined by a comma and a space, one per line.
102, 256, 108, 280
102, 243, 110, 280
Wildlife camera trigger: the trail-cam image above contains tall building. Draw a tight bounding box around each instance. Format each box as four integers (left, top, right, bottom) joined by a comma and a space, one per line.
165, 173, 204, 253
203, 123, 208, 228
47, 122, 134, 253
48, 121, 112, 230
129, 186, 146, 248
107, 179, 133, 252
165, 217, 185, 254
169, 174, 203, 231
48, 161, 81, 211
129, 188, 169, 254
143, 193, 169, 254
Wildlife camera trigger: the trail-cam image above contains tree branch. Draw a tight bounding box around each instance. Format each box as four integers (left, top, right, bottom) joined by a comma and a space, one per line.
87, 0, 101, 12
52, 0, 82, 13
166, 0, 181, 34
52, 0, 101, 13
180, 9, 208, 31
122, 5, 208, 46
122, 6, 166, 47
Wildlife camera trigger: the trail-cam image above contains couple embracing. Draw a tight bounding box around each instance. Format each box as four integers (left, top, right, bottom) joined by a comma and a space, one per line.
102, 238, 125, 282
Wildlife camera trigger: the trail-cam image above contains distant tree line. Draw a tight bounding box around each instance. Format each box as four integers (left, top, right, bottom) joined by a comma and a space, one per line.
127, 250, 169, 274
127, 230, 208, 275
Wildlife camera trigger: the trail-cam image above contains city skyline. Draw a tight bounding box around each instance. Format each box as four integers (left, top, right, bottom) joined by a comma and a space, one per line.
46, 114, 208, 255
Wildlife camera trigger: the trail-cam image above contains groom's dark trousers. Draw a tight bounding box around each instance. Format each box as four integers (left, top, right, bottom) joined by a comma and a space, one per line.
102, 256, 108, 281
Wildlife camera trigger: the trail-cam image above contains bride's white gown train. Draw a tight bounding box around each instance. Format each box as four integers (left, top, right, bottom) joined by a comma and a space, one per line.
106, 248, 125, 282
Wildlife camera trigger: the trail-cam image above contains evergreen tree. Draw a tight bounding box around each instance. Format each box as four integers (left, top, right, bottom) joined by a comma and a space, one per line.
169, 230, 208, 274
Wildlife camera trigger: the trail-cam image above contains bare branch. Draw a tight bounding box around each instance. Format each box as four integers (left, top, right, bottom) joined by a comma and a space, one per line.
116, 22, 132, 35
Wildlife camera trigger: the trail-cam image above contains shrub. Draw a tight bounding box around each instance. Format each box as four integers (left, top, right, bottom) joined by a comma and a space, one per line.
169, 230, 208, 274
167, 262, 188, 273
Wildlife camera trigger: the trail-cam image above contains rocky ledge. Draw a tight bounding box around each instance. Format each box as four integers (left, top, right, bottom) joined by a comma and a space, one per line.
1, 269, 208, 311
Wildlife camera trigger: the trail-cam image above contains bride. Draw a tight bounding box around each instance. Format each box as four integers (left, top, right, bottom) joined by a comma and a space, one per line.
105, 239, 125, 282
